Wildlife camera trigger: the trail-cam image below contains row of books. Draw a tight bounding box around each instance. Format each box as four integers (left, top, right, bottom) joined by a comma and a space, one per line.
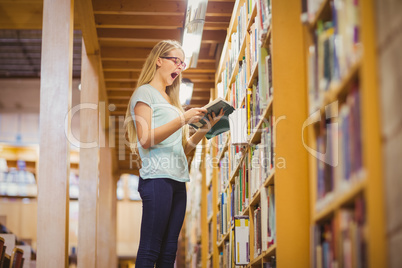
233, 154, 250, 216
229, 57, 248, 109
255, 0, 272, 42
207, 189, 213, 219
249, 119, 274, 197
307, 0, 361, 114
0, 169, 37, 197
218, 152, 230, 196
315, 85, 363, 208
228, 1, 248, 78
219, 191, 229, 237
213, 0, 275, 265
253, 185, 276, 257
219, 240, 232, 268
312, 196, 366, 268
217, 0, 272, 112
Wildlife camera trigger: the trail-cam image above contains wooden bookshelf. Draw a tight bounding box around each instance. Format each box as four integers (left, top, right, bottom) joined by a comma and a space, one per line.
303, 0, 386, 266
205, 0, 310, 266
198, 0, 386, 266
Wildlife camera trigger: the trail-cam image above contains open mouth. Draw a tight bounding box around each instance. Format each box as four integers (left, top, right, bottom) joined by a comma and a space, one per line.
171, 72, 179, 79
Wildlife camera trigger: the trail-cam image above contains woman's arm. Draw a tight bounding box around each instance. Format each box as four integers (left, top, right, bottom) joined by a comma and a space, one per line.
184, 109, 224, 155
134, 102, 207, 149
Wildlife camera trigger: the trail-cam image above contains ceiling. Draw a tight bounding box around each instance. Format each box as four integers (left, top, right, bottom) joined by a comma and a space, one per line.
0, 0, 235, 174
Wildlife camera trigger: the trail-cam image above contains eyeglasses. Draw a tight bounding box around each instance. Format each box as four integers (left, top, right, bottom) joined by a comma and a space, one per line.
160, 57, 186, 69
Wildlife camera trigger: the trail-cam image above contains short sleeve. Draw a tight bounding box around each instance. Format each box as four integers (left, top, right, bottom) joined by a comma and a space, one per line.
130, 85, 154, 112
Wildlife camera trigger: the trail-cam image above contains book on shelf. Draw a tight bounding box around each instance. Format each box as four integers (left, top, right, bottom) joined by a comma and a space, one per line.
189, 97, 235, 139
234, 215, 250, 265
228, 108, 248, 145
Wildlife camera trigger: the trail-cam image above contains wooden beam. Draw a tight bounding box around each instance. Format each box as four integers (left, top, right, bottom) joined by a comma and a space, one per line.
76, 0, 110, 131
97, 132, 117, 267
93, 0, 186, 15
209, 43, 218, 57
206, 2, 234, 16
95, 14, 184, 29
101, 47, 152, 61
37, 0, 74, 266
105, 81, 137, 89
192, 82, 215, 89
102, 61, 144, 72
103, 60, 215, 73
106, 88, 134, 92
75, 0, 100, 54
201, 30, 226, 43
181, 73, 215, 82
101, 46, 216, 61
203, 22, 230, 30
97, 28, 182, 43
0, 2, 43, 29
104, 71, 140, 81
103, 72, 214, 83
78, 42, 100, 268
107, 90, 132, 98
106, 99, 131, 106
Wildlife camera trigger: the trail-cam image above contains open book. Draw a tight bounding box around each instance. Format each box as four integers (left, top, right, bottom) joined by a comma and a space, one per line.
189, 97, 235, 139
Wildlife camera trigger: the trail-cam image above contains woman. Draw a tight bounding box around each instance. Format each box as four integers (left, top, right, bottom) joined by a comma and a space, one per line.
124, 40, 223, 267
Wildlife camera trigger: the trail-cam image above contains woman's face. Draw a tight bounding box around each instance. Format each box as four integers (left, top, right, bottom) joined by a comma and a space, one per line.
157, 48, 185, 87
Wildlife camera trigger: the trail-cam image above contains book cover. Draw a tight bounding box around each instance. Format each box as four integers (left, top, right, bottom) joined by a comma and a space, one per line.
189, 97, 235, 139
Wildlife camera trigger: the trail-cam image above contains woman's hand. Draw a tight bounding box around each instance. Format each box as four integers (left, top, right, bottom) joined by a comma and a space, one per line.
202, 108, 225, 130
183, 108, 208, 124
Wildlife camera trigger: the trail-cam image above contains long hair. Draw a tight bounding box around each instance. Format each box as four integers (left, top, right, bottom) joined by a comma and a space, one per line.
124, 40, 189, 153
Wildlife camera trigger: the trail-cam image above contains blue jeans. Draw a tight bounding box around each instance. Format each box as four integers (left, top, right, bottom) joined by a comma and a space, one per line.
135, 177, 187, 268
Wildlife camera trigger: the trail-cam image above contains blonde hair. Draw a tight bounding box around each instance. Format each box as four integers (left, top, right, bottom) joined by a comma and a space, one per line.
124, 40, 189, 153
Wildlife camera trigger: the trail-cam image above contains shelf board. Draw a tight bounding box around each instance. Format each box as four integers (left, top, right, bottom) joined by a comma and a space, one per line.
249, 97, 274, 145
262, 27, 272, 48
307, 0, 331, 29
217, 230, 230, 248
0, 195, 80, 201
217, 136, 230, 161
262, 244, 276, 259
224, 85, 230, 101
249, 252, 263, 266
313, 177, 367, 222
247, 62, 258, 88
228, 35, 247, 88
250, 188, 261, 208
264, 170, 275, 187
216, 36, 229, 84
247, 2, 257, 31
226, 0, 241, 41
229, 150, 248, 184
248, 244, 276, 267
311, 58, 361, 123
0, 195, 36, 199
238, 95, 246, 109
242, 205, 249, 216
208, 214, 213, 224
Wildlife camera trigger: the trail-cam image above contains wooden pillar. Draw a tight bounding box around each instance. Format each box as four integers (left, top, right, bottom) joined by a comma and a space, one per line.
272, 0, 310, 266
97, 131, 117, 267
110, 172, 118, 268
78, 39, 100, 268
37, 0, 74, 266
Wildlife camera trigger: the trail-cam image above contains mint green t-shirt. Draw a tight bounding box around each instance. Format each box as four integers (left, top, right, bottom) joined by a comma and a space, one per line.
130, 84, 190, 182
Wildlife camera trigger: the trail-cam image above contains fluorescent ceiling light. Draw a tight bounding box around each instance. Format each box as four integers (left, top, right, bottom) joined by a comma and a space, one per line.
182, 0, 208, 69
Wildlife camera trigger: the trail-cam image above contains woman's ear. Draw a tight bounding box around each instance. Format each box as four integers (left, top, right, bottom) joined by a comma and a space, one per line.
156, 57, 162, 67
